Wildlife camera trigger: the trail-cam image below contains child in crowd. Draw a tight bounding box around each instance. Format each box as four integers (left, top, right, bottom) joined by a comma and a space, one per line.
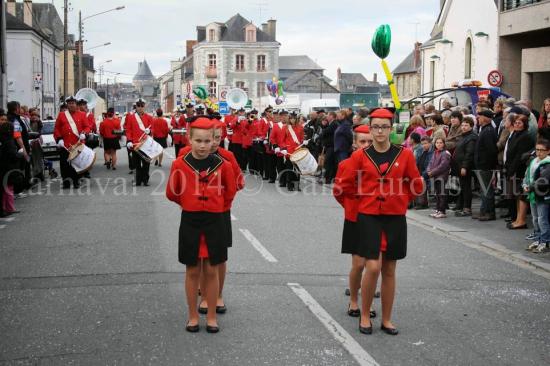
427, 137, 451, 218
523, 139, 550, 253
414, 136, 434, 209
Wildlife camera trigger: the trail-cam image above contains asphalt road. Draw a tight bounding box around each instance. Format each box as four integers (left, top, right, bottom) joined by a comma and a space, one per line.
1, 147, 549, 366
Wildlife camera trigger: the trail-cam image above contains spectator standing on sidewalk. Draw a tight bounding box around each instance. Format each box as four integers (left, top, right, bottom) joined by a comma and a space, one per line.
320, 112, 339, 184
445, 111, 463, 152
538, 98, 550, 128
415, 136, 434, 209
0, 109, 20, 217
427, 137, 451, 218
453, 116, 478, 217
523, 139, 550, 253
334, 110, 353, 165
473, 109, 498, 221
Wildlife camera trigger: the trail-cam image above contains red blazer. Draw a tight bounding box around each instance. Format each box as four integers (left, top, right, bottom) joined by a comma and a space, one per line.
224, 115, 236, 142
241, 120, 253, 148
53, 110, 88, 148
217, 147, 245, 192
253, 118, 268, 141
86, 112, 97, 133
125, 112, 153, 145
166, 151, 237, 213
338, 146, 424, 215
229, 116, 246, 144
171, 115, 187, 145
283, 124, 304, 154
270, 122, 285, 157
333, 158, 359, 222
99, 117, 121, 139
152, 117, 169, 138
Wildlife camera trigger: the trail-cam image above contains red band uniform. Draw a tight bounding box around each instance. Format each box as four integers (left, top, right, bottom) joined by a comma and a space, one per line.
125, 111, 154, 186
99, 116, 122, 150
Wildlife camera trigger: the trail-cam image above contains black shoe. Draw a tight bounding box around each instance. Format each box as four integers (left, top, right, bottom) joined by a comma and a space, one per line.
359, 319, 372, 335
112, 167, 116, 171
198, 306, 208, 315
374, 291, 381, 298
143, 182, 150, 187
369, 310, 377, 318
186, 322, 200, 333
128, 170, 134, 175
154, 161, 159, 166
347, 305, 360, 317
106, 161, 111, 169
344, 288, 351, 296
206, 325, 220, 333
216, 305, 227, 314
478, 214, 496, 221
381, 324, 399, 335
279, 183, 286, 187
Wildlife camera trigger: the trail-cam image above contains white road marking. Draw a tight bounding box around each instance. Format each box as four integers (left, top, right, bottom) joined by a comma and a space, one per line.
0, 217, 15, 222
239, 228, 278, 263
287, 283, 379, 366
231, 214, 237, 221
0, 225, 6, 230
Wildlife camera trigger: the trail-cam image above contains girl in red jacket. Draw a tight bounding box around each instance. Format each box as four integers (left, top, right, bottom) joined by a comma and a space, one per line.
166, 117, 237, 333
282, 112, 304, 191
337, 108, 424, 336
152, 108, 170, 167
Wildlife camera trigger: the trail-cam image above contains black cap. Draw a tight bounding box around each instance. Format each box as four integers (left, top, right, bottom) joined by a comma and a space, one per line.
77, 98, 88, 105
280, 109, 288, 115
250, 109, 258, 114
477, 109, 495, 119
195, 104, 205, 110
135, 98, 146, 105
238, 107, 245, 112
107, 107, 115, 114
185, 103, 194, 108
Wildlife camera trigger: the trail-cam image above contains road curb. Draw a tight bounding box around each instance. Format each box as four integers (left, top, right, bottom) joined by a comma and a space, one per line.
406, 211, 550, 275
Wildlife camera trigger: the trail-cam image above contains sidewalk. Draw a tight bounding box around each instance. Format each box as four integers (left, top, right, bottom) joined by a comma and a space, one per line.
407, 198, 550, 274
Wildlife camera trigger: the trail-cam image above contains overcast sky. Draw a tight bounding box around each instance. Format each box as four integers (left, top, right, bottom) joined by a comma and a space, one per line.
53, 0, 440, 84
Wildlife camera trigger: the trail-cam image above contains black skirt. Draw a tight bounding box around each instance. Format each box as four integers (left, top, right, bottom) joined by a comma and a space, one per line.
341, 219, 358, 254
224, 210, 233, 247
154, 137, 168, 148
356, 214, 407, 260
178, 210, 228, 266
103, 137, 121, 150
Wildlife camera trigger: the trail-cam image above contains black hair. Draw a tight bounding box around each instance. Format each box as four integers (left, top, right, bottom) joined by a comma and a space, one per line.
450, 110, 463, 121
7, 101, 19, 113
536, 138, 550, 150
432, 114, 444, 125
410, 132, 421, 144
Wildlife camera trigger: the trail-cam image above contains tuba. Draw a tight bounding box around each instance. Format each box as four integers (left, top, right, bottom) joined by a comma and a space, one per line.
75, 88, 99, 110
226, 88, 248, 110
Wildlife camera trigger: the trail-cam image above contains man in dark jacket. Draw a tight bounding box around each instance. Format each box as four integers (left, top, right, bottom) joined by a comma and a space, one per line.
474, 109, 498, 220
7, 101, 30, 189
320, 112, 339, 184
453, 116, 478, 216
334, 111, 353, 165
303, 112, 321, 159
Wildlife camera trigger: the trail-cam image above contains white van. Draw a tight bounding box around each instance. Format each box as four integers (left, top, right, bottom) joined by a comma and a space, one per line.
300, 99, 340, 116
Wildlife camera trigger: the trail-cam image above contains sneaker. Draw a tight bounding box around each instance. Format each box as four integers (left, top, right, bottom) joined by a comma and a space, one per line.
455, 210, 472, 217
429, 211, 440, 217
533, 243, 549, 253
526, 241, 540, 251
525, 233, 536, 241
434, 212, 447, 218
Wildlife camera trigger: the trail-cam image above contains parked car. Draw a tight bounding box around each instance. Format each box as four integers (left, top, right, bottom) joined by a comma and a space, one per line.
40, 119, 59, 160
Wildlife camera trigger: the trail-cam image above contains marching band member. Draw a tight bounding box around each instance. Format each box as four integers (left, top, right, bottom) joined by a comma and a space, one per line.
282, 112, 304, 191
152, 108, 170, 167
171, 108, 186, 157
261, 107, 276, 182
229, 108, 246, 170
270, 110, 287, 187
251, 110, 268, 177
125, 98, 154, 186
54, 96, 90, 189
333, 124, 376, 319
337, 108, 424, 336
241, 110, 255, 172
99, 107, 121, 170
77, 99, 97, 134
166, 117, 237, 333
225, 108, 237, 151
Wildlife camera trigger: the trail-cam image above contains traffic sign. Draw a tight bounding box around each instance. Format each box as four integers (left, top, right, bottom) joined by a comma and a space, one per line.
219, 85, 230, 101
487, 70, 503, 87
219, 101, 229, 115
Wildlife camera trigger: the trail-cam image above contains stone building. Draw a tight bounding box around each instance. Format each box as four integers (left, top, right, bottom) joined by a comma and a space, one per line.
498, 0, 550, 108
393, 42, 422, 101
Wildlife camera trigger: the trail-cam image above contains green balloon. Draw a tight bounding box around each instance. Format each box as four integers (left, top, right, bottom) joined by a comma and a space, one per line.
371, 24, 391, 59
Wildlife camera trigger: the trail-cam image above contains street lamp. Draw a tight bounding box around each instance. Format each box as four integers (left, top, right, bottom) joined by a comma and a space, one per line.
98, 60, 112, 85
78, 5, 125, 90
87, 42, 111, 51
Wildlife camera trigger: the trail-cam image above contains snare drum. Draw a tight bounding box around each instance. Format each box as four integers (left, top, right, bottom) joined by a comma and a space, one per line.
289, 147, 318, 175
136, 136, 164, 163
68, 143, 96, 173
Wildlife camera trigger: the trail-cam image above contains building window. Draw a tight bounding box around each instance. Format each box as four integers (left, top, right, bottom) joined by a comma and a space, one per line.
236, 81, 245, 90
236, 54, 245, 71
429, 61, 435, 91
208, 29, 216, 42
464, 37, 472, 79
246, 29, 255, 42
257, 81, 266, 97
208, 54, 216, 68
208, 81, 217, 97
257, 55, 266, 72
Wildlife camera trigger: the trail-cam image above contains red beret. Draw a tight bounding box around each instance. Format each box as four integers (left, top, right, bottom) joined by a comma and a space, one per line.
190, 117, 215, 130
369, 108, 394, 119
354, 124, 370, 134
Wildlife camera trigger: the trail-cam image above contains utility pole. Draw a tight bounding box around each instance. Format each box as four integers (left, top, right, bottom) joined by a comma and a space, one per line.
78, 10, 82, 91
0, 0, 7, 108
63, 0, 68, 99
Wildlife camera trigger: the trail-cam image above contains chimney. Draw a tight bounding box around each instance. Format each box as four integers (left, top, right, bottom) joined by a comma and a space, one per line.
266, 19, 276, 40
261, 23, 268, 33
413, 42, 422, 69
373, 73, 378, 83
336, 67, 342, 90
6, 0, 16, 17
186, 40, 197, 57
23, 0, 33, 27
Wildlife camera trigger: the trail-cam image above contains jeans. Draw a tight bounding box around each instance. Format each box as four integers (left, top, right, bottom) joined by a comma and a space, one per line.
530, 201, 550, 243
476, 170, 495, 215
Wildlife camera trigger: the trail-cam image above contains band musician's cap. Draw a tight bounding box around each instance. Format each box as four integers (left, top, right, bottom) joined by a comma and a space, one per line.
135, 98, 146, 105
185, 102, 194, 108
369, 108, 394, 119
77, 98, 88, 105
65, 96, 77, 103
354, 124, 371, 134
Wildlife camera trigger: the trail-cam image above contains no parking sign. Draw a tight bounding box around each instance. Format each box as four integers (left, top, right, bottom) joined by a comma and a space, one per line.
487, 70, 503, 87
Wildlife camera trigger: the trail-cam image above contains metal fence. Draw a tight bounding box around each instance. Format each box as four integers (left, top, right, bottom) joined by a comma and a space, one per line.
502, 0, 547, 11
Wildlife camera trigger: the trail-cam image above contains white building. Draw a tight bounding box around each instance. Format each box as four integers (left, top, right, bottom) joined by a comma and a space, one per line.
5, 2, 61, 117
421, 0, 499, 94
193, 14, 280, 107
